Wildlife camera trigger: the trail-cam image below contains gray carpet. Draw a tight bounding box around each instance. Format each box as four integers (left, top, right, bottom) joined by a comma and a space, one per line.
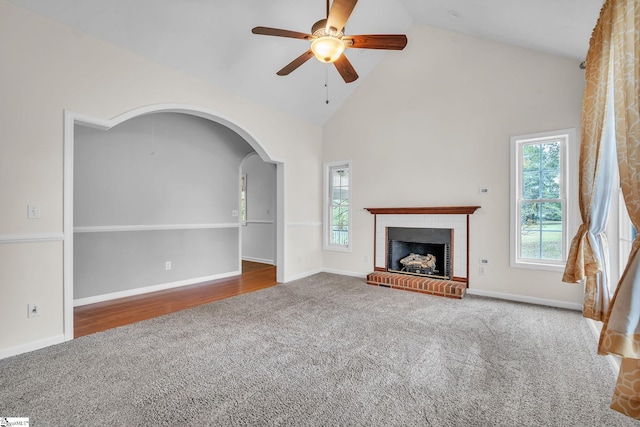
1, 273, 637, 426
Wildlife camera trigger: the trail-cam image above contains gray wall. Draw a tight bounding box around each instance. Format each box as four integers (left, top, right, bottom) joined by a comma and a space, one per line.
241, 153, 276, 264
74, 112, 254, 300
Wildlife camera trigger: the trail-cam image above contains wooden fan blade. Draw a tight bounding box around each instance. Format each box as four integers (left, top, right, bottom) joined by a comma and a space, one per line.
326, 0, 358, 32
252, 26, 312, 40
344, 34, 408, 50
277, 50, 315, 76
334, 54, 359, 83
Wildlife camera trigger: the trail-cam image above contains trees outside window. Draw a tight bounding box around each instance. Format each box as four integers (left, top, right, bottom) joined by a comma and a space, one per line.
324, 161, 351, 251
240, 174, 247, 224
511, 129, 574, 271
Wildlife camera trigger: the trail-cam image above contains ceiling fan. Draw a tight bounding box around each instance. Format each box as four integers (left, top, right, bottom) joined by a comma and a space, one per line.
252, 0, 407, 83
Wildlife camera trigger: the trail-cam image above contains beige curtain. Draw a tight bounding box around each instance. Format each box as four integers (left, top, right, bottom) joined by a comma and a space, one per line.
565, 0, 640, 418
562, 0, 615, 322
597, 0, 640, 419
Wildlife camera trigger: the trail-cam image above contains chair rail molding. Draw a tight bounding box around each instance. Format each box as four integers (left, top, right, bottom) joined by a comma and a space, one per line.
0, 233, 64, 244
73, 223, 240, 233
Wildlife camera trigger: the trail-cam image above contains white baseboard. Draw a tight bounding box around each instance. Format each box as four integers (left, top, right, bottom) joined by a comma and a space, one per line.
288, 271, 584, 312
242, 256, 274, 265
586, 318, 621, 376
466, 288, 583, 311
0, 334, 66, 360
322, 268, 368, 279
284, 268, 324, 283
73, 271, 241, 307
285, 268, 367, 283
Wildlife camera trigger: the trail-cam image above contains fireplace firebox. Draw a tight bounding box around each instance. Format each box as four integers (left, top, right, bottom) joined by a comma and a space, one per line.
387, 227, 452, 279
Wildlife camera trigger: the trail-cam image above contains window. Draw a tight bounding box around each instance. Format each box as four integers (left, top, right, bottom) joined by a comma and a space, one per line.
510, 129, 574, 271
240, 174, 247, 224
324, 161, 351, 251
618, 187, 635, 285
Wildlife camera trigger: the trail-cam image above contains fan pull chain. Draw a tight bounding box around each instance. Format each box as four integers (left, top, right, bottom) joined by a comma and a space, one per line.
325, 66, 330, 104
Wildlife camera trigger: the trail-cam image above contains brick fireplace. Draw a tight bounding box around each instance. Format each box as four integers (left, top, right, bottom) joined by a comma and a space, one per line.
365, 206, 480, 299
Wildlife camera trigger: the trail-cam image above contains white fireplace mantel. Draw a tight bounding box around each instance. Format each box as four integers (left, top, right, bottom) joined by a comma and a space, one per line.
365, 206, 480, 282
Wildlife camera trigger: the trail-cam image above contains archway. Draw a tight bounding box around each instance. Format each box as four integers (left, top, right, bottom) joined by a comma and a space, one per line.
63, 104, 285, 340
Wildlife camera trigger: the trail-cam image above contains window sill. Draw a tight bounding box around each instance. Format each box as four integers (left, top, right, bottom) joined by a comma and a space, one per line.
323, 245, 352, 253
510, 260, 566, 273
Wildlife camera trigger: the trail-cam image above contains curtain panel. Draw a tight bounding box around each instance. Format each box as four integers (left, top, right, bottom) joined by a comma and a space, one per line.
563, 0, 640, 419
564, 0, 640, 419
596, 0, 640, 419
562, 0, 615, 321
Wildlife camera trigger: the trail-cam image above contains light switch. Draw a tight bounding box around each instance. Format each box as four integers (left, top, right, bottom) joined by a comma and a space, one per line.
27, 204, 41, 219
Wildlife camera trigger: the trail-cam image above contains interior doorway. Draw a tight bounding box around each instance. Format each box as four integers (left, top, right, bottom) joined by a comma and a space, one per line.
240, 152, 277, 266
63, 104, 285, 341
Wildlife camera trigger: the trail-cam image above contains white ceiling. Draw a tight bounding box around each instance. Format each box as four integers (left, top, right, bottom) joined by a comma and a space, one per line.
10, 0, 604, 125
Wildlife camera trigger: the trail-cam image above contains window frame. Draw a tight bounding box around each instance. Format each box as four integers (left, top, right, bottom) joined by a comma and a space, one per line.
618, 187, 635, 284
323, 160, 352, 252
240, 173, 247, 225
510, 128, 575, 272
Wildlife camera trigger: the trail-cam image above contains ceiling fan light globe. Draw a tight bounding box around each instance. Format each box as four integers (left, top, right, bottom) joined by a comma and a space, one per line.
311, 36, 345, 63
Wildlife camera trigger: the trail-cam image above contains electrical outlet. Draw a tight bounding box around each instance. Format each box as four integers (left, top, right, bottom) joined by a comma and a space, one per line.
479, 266, 487, 275
232, 210, 239, 217
27, 303, 40, 318
165, 261, 172, 270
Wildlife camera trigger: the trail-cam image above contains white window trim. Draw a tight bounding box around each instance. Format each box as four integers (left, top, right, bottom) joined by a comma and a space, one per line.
240, 173, 247, 226
510, 128, 575, 272
323, 160, 352, 252
618, 187, 634, 281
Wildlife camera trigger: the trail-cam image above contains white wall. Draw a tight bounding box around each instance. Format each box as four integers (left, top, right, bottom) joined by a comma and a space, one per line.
0, 1, 590, 357
0, 0, 322, 356
323, 24, 586, 306
241, 153, 277, 264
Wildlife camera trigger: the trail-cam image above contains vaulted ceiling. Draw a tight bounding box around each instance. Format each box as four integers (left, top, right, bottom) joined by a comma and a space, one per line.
10, 0, 604, 125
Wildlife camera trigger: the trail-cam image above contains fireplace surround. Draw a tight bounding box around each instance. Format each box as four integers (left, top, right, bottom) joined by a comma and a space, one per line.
365, 206, 480, 298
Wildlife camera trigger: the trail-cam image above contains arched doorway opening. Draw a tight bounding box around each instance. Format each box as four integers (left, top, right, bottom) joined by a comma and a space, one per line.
63, 104, 284, 340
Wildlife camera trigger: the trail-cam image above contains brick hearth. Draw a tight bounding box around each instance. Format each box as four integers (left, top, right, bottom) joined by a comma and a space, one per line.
364, 206, 479, 300
366, 271, 466, 299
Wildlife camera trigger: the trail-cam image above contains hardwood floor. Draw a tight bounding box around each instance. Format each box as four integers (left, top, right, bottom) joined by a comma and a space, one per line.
74, 261, 277, 338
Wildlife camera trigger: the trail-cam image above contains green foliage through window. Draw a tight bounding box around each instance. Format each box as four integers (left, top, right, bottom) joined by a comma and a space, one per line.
329, 166, 349, 246
240, 175, 246, 223
518, 140, 564, 261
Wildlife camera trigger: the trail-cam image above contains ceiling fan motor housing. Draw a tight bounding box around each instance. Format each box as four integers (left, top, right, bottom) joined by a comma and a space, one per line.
312, 18, 343, 36
311, 19, 345, 63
